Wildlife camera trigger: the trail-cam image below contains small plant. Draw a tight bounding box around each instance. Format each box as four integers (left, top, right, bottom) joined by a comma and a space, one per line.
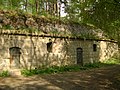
21, 69, 34, 76
0, 70, 10, 77
3, 25, 14, 30
103, 58, 120, 65
21, 64, 101, 76
21, 60, 120, 77
84, 63, 100, 68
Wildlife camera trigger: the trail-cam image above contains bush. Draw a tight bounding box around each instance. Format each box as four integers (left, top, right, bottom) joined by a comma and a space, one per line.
21, 70, 34, 76
0, 70, 10, 77
103, 58, 120, 64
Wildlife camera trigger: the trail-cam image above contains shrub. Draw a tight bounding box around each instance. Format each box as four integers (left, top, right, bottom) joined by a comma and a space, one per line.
103, 58, 120, 64
21, 69, 34, 76
0, 70, 10, 77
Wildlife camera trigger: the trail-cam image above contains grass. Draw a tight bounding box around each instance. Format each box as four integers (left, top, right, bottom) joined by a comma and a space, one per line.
21, 58, 120, 76
0, 58, 118, 77
103, 58, 120, 65
21, 65, 87, 76
21, 61, 118, 76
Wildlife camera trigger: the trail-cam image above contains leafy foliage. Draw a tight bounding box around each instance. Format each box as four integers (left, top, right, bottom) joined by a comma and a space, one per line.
65, 0, 120, 42
21, 60, 120, 76
103, 58, 120, 64
0, 0, 60, 17
0, 0, 120, 42
0, 59, 117, 77
0, 70, 10, 77
21, 65, 87, 76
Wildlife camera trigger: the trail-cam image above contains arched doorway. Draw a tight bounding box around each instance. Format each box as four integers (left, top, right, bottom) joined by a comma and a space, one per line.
9, 47, 21, 68
76, 48, 83, 66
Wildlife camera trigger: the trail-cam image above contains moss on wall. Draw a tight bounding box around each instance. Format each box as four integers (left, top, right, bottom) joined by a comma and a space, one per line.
0, 10, 107, 40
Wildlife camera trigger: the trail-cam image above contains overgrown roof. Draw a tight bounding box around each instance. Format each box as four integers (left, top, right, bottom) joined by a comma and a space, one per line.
0, 10, 115, 42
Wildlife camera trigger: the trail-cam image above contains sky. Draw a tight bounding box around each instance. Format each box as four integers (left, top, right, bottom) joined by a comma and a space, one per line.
60, 3, 67, 17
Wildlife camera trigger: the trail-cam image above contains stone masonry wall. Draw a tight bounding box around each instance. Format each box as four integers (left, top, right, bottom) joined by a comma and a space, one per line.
99, 41, 118, 61
0, 34, 118, 70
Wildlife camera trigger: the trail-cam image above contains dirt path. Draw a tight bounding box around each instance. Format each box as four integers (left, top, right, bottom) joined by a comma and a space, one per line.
0, 65, 120, 90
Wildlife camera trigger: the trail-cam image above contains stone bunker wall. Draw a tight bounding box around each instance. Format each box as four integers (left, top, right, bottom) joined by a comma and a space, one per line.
0, 34, 118, 70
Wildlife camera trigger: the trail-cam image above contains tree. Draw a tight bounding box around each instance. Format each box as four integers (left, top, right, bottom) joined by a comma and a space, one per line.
85, 0, 120, 41
1, 0, 119, 42
65, 0, 120, 42
0, 0, 60, 16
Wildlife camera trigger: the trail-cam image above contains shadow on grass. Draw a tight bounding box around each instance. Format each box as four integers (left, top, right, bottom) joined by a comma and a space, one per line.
39, 64, 120, 90
0, 63, 120, 90
21, 62, 120, 76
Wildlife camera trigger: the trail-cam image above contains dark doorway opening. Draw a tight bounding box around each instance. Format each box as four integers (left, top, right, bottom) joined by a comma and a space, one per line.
9, 47, 21, 68
93, 44, 97, 52
47, 42, 52, 53
76, 48, 83, 66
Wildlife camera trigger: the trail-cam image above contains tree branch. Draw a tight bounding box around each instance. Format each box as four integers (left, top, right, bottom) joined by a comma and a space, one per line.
114, 0, 120, 4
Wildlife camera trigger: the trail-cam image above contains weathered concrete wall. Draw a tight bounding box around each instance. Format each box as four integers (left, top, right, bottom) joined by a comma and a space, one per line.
0, 34, 118, 70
